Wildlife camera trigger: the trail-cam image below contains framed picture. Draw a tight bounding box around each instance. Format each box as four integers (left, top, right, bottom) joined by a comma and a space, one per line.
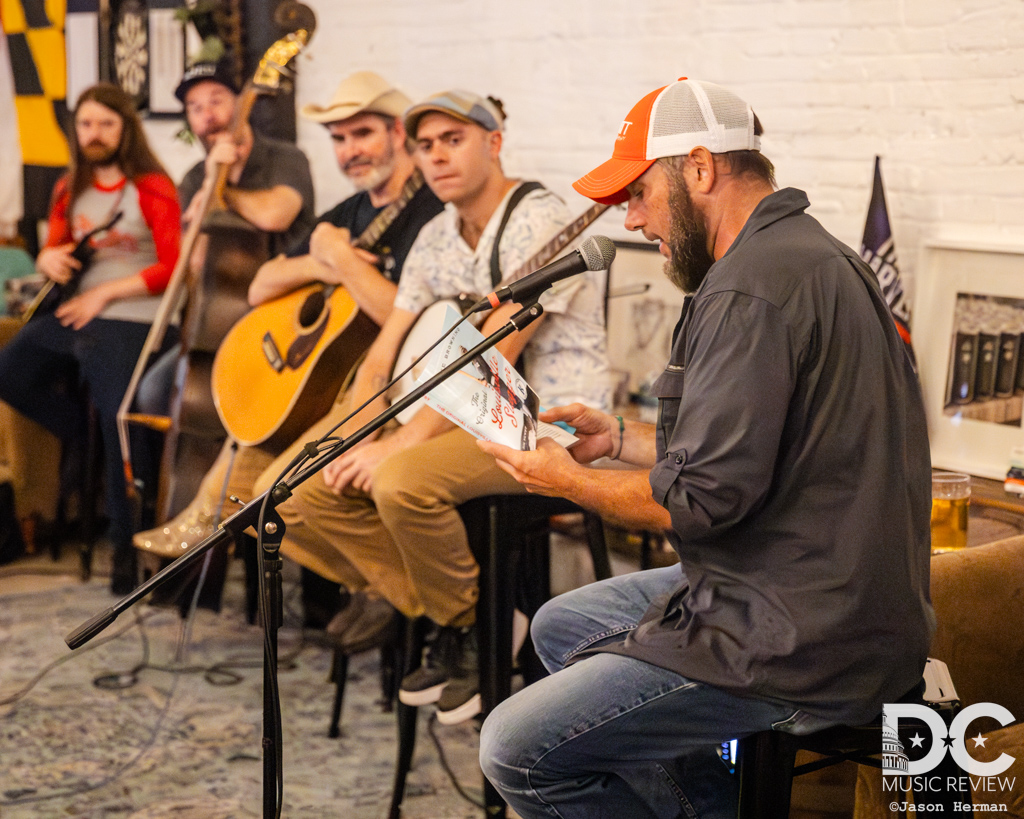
147, 4, 187, 115
109, 0, 150, 112
914, 236, 1024, 479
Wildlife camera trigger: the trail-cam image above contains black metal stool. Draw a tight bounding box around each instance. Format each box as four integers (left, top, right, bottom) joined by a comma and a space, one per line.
735, 658, 971, 818
386, 494, 611, 819
325, 626, 408, 739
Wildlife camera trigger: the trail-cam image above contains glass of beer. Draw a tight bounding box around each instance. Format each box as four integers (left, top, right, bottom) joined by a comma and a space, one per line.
931, 472, 971, 554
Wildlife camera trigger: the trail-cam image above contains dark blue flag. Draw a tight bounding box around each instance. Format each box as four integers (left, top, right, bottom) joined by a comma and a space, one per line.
861, 156, 914, 357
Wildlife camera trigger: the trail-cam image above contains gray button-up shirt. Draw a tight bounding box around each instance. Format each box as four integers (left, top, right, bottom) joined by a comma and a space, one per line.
605, 187, 934, 725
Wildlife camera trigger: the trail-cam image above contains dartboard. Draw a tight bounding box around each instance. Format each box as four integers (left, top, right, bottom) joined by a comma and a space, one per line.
112, 0, 150, 111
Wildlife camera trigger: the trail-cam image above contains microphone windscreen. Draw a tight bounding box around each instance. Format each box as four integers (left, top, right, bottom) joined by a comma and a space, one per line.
579, 235, 617, 271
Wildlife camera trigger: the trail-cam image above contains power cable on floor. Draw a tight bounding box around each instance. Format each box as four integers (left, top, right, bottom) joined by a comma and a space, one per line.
426, 711, 485, 809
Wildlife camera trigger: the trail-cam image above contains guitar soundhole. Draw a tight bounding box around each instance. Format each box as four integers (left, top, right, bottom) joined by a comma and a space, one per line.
299, 291, 326, 328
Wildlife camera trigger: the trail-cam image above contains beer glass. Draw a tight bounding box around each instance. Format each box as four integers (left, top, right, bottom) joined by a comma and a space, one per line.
931, 472, 971, 554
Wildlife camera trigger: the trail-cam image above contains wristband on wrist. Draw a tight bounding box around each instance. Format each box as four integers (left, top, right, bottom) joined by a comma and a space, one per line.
611, 414, 624, 460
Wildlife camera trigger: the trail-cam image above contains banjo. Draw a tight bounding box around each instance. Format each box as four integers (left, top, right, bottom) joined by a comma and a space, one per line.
388, 200, 610, 424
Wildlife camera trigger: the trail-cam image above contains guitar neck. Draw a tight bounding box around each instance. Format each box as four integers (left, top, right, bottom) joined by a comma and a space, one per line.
513, 202, 610, 279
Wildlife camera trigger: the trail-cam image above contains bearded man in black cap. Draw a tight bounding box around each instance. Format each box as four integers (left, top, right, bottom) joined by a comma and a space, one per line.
175, 58, 315, 255
133, 61, 317, 429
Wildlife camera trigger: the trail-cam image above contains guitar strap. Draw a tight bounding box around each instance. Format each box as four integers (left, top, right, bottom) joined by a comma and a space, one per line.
489, 181, 544, 287
352, 168, 426, 252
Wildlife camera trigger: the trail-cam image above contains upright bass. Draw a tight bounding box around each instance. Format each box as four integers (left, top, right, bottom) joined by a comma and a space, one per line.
116, 4, 316, 527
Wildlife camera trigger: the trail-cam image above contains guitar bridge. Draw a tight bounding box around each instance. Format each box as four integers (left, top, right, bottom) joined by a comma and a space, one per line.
262, 332, 285, 373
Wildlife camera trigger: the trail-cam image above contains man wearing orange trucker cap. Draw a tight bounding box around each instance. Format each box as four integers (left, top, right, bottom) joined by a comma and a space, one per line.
478, 78, 933, 817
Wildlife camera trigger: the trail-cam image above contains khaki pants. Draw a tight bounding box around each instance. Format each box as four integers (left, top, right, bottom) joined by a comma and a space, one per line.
255, 416, 527, 628
202, 396, 527, 628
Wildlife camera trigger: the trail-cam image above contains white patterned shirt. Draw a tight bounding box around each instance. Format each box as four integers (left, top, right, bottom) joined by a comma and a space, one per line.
395, 184, 610, 410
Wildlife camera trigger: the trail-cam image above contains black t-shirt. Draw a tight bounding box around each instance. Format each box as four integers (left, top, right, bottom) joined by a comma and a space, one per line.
286, 183, 444, 284
178, 133, 316, 257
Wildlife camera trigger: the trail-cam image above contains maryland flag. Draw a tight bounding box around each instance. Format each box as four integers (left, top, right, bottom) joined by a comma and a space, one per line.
860, 156, 914, 360
1, 0, 71, 252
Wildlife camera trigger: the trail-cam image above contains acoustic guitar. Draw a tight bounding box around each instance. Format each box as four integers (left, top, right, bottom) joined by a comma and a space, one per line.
211, 283, 375, 447
388, 200, 610, 424
210, 170, 425, 448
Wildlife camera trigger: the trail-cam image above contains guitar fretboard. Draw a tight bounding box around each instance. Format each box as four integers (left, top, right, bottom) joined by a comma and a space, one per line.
513, 202, 610, 279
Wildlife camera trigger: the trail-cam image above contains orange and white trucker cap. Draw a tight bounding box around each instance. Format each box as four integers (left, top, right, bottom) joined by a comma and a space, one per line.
573, 78, 761, 205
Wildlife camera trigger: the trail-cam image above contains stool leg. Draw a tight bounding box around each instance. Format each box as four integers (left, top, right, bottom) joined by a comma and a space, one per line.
478, 498, 521, 818
388, 618, 428, 819
328, 650, 348, 739
582, 511, 611, 581
79, 404, 101, 580
736, 731, 796, 819
379, 642, 398, 712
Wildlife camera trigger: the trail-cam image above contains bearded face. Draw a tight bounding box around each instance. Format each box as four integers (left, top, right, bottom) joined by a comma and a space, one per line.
80, 141, 120, 166
74, 100, 124, 169
664, 171, 714, 294
345, 140, 397, 192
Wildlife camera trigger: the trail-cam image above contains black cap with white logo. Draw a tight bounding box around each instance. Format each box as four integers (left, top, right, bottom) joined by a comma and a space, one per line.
174, 58, 240, 103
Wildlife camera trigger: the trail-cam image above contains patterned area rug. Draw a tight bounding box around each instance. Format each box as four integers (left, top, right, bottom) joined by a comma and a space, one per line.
0, 562, 486, 819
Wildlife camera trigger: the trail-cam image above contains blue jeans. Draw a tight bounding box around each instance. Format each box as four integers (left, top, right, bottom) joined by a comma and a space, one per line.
480, 565, 834, 819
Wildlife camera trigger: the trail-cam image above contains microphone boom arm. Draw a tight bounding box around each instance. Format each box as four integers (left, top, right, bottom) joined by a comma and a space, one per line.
66, 301, 545, 649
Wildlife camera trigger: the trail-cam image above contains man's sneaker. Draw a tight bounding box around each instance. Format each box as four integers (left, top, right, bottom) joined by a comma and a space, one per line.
435, 675, 481, 725
399, 624, 475, 706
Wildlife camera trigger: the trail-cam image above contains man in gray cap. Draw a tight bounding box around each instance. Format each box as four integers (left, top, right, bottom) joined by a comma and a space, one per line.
133, 72, 444, 623
257, 88, 610, 725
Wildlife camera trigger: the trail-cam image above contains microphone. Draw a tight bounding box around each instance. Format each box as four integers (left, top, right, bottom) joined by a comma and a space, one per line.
472, 235, 617, 313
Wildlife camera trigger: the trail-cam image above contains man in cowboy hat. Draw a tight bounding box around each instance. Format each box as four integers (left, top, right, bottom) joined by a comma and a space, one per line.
133, 72, 444, 624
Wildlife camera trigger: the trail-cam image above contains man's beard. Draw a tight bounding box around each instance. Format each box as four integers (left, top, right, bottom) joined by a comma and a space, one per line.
346, 143, 397, 193
81, 141, 119, 166
664, 175, 714, 294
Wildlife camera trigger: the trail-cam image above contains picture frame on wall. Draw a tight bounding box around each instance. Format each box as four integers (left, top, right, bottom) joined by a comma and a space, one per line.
147, 2, 187, 115
914, 235, 1024, 479
102, 0, 188, 116
109, 0, 150, 112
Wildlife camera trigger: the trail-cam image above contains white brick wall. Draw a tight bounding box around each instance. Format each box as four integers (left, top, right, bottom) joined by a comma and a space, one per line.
146, 0, 1024, 314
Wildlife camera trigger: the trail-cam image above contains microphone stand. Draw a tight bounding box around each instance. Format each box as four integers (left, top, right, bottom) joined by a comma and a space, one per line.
65, 300, 545, 819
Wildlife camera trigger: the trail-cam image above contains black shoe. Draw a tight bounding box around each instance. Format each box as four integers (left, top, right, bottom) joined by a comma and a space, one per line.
399, 624, 476, 706
436, 673, 481, 725
326, 593, 399, 654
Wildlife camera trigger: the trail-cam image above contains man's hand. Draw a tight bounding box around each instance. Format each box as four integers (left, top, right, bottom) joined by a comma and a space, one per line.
205, 132, 248, 184
36, 244, 80, 285
55, 286, 109, 330
479, 434, 672, 531
308, 223, 380, 283
540, 403, 616, 464
322, 434, 402, 495
476, 437, 585, 498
